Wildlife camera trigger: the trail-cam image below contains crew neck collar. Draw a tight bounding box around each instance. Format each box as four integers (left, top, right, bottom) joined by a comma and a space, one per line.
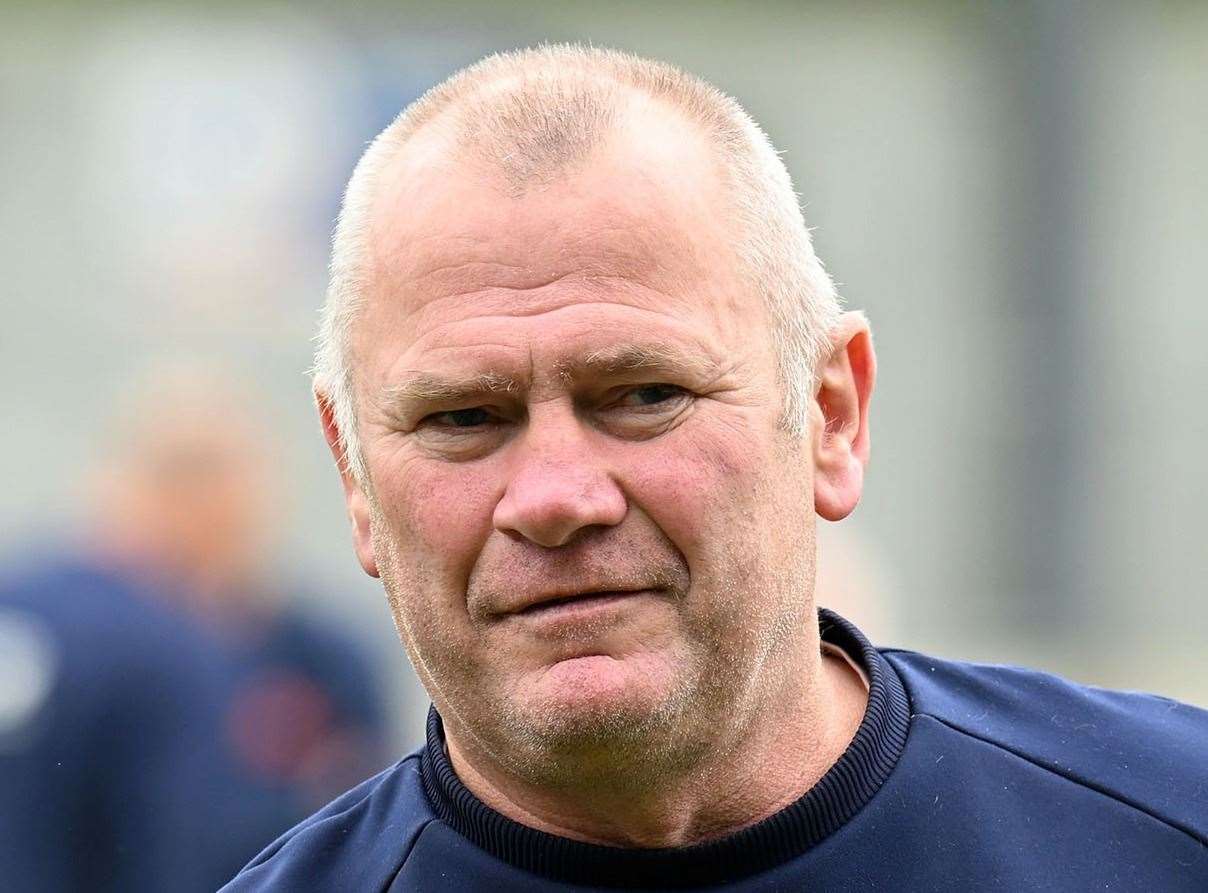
418, 609, 910, 888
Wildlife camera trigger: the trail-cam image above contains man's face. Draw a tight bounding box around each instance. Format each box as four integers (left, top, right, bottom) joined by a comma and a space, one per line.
337, 114, 822, 775
108, 405, 274, 598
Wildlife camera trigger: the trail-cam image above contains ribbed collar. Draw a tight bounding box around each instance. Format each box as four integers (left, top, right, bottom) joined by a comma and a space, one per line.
418, 609, 910, 888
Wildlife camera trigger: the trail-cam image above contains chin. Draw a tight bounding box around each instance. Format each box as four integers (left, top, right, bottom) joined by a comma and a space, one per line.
502, 654, 696, 767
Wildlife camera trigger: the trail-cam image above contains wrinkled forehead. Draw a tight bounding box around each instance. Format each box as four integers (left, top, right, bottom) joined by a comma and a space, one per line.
359, 100, 752, 330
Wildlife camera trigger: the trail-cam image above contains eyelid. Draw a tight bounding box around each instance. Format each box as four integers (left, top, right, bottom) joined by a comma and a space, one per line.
416, 404, 506, 430
412, 383, 690, 423
607, 383, 690, 405
586, 386, 692, 429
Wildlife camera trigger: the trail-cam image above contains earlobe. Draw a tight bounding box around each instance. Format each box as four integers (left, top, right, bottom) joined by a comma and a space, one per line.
812, 312, 876, 522
346, 490, 380, 580
316, 391, 380, 579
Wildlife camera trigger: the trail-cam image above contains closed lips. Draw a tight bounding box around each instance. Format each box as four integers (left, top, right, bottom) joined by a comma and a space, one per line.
516, 588, 651, 614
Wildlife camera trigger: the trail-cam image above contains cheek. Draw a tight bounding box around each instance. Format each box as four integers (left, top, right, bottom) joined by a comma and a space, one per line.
370, 459, 504, 694
374, 455, 502, 589
626, 419, 784, 557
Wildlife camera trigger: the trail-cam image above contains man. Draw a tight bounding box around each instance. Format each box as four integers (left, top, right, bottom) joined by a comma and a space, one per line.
99, 369, 391, 818
225, 46, 1208, 890
0, 367, 388, 890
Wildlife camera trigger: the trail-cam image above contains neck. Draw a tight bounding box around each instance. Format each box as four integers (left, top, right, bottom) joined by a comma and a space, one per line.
443, 642, 869, 849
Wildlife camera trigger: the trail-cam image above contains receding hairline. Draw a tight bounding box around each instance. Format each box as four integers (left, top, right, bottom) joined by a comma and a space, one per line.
374, 48, 742, 166
364, 81, 735, 237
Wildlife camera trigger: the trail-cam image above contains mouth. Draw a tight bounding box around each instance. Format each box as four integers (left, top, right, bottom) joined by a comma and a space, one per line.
517, 589, 647, 615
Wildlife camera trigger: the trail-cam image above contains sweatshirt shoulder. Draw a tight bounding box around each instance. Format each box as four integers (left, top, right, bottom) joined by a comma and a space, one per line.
221, 751, 435, 891
882, 647, 1208, 843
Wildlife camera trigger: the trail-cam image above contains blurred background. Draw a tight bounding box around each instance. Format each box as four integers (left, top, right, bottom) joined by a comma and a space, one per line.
1, 0, 1206, 885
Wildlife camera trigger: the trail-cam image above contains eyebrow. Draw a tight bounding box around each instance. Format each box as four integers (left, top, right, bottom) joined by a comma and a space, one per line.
380, 371, 519, 411
378, 342, 717, 415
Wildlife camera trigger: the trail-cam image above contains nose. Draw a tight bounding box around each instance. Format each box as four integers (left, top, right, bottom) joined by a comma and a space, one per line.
492, 410, 627, 548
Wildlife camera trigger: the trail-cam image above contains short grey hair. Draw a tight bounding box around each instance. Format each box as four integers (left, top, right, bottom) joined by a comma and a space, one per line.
313, 44, 842, 484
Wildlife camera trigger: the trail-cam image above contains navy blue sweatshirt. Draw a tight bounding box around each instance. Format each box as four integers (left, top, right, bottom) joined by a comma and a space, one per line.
224, 611, 1208, 891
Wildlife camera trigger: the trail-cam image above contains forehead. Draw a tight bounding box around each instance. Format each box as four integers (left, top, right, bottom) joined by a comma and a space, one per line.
355, 102, 767, 374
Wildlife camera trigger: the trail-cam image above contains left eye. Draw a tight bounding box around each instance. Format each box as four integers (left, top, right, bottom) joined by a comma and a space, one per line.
618, 384, 684, 407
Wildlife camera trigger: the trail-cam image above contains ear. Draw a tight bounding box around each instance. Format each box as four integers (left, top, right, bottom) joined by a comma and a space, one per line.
812, 311, 876, 521
317, 391, 379, 578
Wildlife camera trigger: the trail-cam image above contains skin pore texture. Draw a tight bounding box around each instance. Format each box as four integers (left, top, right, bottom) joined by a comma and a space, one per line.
319, 95, 876, 848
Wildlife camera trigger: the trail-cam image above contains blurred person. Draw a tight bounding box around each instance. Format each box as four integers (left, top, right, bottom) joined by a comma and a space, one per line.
0, 364, 389, 891
97, 367, 391, 812
226, 46, 1208, 891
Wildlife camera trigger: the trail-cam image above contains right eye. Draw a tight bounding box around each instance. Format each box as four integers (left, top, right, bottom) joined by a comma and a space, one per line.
424, 407, 496, 429
412, 406, 510, 460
